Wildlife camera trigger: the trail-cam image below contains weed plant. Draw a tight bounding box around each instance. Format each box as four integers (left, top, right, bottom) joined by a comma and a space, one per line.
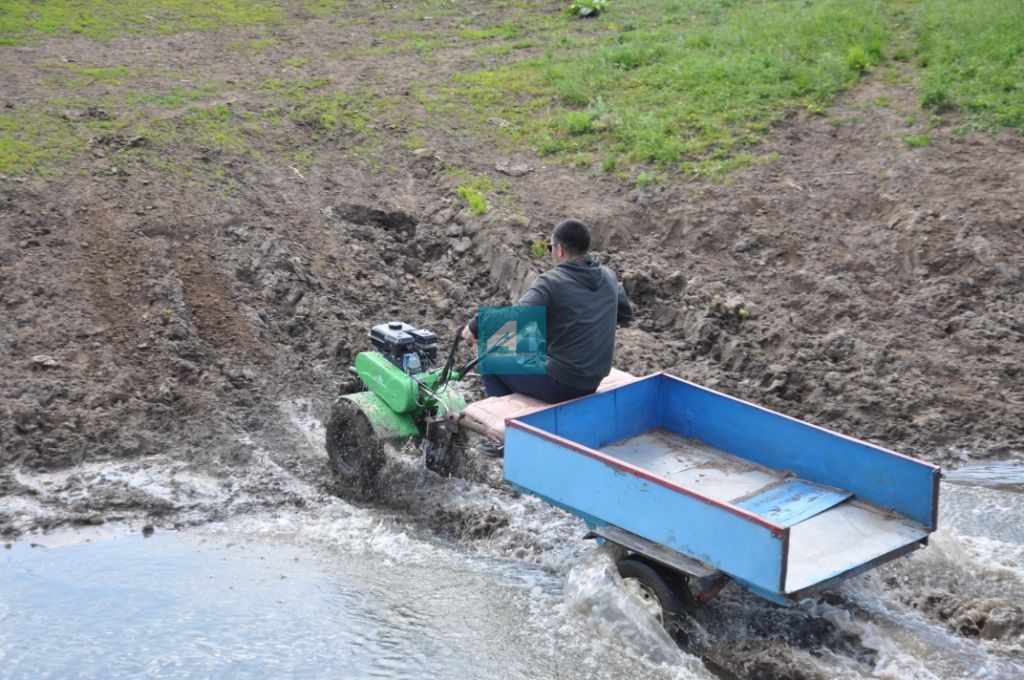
457, 186, 488, 215
904, 133, 931, 148
529, 239, 548, 259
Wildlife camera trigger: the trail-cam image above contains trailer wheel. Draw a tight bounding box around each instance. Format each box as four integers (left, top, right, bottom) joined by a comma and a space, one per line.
325, 398, 386, 496
616, 558, 689, 628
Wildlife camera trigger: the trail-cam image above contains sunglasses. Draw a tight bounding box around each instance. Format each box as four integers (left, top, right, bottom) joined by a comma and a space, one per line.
547, 241, 555, 253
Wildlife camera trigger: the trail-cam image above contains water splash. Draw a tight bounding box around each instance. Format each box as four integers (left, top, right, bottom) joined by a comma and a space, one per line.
8, 401, 1024, 679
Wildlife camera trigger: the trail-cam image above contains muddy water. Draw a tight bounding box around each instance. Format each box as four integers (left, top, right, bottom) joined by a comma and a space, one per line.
0, 505, 708, 679
3, 405, 1023, 679
945, 462, 1024, 495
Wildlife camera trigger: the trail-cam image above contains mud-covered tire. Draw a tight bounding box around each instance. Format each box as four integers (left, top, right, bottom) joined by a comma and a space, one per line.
325, 398, 387, 496
616, 557, 690, 630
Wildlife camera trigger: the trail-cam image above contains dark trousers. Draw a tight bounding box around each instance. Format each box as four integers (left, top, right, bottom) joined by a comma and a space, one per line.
481, 372, 595, 403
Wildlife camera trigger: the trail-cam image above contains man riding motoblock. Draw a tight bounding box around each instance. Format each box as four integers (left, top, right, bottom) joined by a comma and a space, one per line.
463, 218, 634, 405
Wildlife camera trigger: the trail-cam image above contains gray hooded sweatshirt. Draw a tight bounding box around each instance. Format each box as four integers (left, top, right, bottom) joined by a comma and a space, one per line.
503, 255, 633, 390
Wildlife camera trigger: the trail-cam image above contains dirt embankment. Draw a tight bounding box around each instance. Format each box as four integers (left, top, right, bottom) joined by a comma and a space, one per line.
618, 78, 1024, 463
2, 31, 1023, 538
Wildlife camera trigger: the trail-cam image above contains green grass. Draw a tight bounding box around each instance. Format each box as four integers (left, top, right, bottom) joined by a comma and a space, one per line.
529, 238, 548, 259
0, 133, 52, 175
449, 170, 493, 193
457, 185, 488, 215
180, 104, 253, 152
0, 3, 385, 178
430, 0, 893, 175
128, 102, 259, 157
0, 69, 392, 176
0, 98, 249, 176
425, 0, 1022, 176
453, 171, 500, 214
0, 1, 283, 43
0, 1, 352, 44
3, 0, 1022, 182
903, 133, 931, 148
57, 63, 132, 84
457, 22, 524, 41
294, 92, 371, 134
634, 170, 655, 188
0, 106, 114, 175
913, 0, 1024, 130
262, 77, 377, 136
402, 131, 428, 149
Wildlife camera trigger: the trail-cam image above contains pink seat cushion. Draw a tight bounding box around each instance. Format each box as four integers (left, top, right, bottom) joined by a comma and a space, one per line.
462, 368, 637, 441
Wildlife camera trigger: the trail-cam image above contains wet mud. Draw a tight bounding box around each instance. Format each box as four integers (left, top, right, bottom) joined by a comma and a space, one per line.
3, 48, 1021, 537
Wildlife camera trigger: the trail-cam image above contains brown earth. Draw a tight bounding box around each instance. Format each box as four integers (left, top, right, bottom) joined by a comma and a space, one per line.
1, 6, 1023, 542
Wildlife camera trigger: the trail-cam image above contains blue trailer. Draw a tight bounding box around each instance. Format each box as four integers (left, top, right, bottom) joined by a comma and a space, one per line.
503, 373, 940, 616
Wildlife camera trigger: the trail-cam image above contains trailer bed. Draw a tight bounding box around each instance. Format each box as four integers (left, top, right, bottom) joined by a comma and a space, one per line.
599, 429, 928, 593
504, 373, 940, 603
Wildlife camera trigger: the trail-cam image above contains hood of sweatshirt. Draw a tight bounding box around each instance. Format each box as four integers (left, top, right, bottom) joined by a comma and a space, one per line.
556, 255, 605, 291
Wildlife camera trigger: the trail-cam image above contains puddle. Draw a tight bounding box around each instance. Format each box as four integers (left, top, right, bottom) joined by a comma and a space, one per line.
0, 518, 708, 679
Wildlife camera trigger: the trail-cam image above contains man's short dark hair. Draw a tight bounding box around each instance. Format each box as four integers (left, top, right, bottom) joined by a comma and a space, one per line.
553, 218, 591, 256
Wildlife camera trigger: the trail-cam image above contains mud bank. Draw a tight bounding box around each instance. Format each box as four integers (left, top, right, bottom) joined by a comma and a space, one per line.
1, 0, 1022, 615
3, 75, 1023, 537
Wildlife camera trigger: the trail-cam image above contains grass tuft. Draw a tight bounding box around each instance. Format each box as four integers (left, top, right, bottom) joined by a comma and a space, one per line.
457, 185, 488, 215
529, 238, 548, 259
903, 133, 932, 148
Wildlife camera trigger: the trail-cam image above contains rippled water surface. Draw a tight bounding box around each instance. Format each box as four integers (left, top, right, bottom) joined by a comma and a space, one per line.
3, 429, 1024, 679
945, 461, 1024, 494
0, 511, 707, 679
